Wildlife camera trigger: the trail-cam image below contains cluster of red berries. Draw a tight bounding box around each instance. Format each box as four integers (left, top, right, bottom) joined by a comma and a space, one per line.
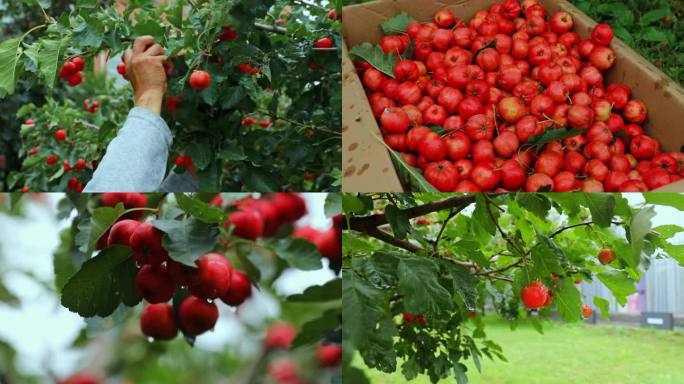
264, 323, 342, 383
241, 116, 273, 128
237, 63, 262, 76
83, 99, 100, 113
402, 312, 428, 326
59, 57, 85, 86
218, 25, 238, 41
357, 0, 684, 192
174, 154, 194, 169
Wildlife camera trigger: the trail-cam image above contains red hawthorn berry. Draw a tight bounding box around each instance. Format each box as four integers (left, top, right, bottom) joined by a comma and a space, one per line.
117, 62, 127, 75
258, 120, 272, 128
140, 303, 178, 340
188, 70, 212, 91
188, 253, 233, 299
241, 117, 258, 126
224, 209, 264, 240
59, 61, 77, 79
70, 56, 85, 71
218, 25, 238, 41
67, 72, 83, 86
270, 193, 307, 222
55, 129, 67, 141
582, 304, 593, 318
178, 296, 219, 335
21, 185, 29, 192
129, 222, 169, 265
315, 37, 334, 48
220, 269, 252, 306
46, 155, 58, 165
107, 219, 142, 247
264, 323, 297, 349
63, 160, 71, 172
135, 264, 176, 303
166, 259, 197, 286
521, 281, 549, 309
237, 63, 253, 74
317, 345, 342, 367
166, 95, 181, 113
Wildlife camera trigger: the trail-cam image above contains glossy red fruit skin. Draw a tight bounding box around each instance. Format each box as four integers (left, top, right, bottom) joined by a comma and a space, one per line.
107, 219, 142, 247
317, 345, 343, 367
55, 129, 67, 141
445, 132, 471, 160
630, 135, 658, 160
644, 168, 672, 190
419, 135, 447, 161
220, 269, 252, 306
178, 296, 219, 335
189, 70, 212, 91
501, 159, 526, 190
315, 37, 334, 48
393, 60, 420, 82
264, 323, 297, 349
582, 304, 593, 318
591, 24, 614, 46
67, 72, 83, 86
136, 264, 176, 303
224, 209, 264, 240
270, 193, 307, 222
130, 222, 169, 265
598, 248, 616, 265
188, 253, 233, 299
521, 282, 549, 309
471, 163, 500, 191
525, 172, 554, 192
424, 161, 459, 192
140, 303, 177, 340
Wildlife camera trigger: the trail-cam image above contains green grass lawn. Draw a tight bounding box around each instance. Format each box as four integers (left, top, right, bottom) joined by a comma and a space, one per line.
354, 317, 684, 383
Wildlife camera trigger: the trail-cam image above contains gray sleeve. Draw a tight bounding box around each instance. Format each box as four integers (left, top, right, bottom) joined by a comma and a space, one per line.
84, 107, 172, 192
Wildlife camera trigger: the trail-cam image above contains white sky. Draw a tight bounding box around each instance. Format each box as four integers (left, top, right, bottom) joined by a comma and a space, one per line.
0, 193, 336, 379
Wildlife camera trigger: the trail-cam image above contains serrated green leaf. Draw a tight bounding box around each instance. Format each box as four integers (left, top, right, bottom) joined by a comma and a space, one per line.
288, 278, 341, 302
267, 238, 323, 270
324, 193, 342, 217
0, 38, 22, 94
152, 218, 220, 266
597, 270, 636, 306
397, 256, 452, 316
349, 42, 398, 78
174, 193, 226, 224
385, 204, 410, 239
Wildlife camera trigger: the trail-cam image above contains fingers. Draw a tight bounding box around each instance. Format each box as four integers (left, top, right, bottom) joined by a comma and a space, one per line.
122, 49, 133, 65
143, 43, 166, 57
132, 36, 156, 54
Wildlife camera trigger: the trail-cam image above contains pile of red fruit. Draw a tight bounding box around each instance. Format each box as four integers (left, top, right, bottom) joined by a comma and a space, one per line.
356, 0, 684, 192
59, 56, 85, 86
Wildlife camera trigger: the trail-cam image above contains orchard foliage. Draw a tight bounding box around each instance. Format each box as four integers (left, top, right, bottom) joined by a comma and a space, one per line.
1, 0, 342, 191
50, 192, 341, 382
341, 192, 684, 383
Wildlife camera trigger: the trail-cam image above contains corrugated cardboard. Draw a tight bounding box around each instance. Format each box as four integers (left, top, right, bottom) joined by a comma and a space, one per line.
342, 0, 684, 192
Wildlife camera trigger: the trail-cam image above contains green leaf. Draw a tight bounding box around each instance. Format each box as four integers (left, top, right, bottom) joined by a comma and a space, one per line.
639, 8, 670, 25
75, 203, 126, 256
597, 270, 636, 306
291, 308, 340, 348
555, 278, 581, 322
516, 193, 551, 219
342, 193, 368, 214
397, 256, 453, 317
218, 140, 247, 161
60, 246, 141, 317
593, 297, 611, 320
174, 193, 226, 224
0, 38, 22, 94
267, 238, 323, 270
357, 252, 400, 288
324, 193, 342, 218
653, 225, 684, 240
644, 193, 684, 211
186, 140, 213, 170
342, 271, 397, 371
380, 12, 416, 35
243, 166, 279, 191
387, 147, 438, 192
152, 218, 220, 266
447, 265, 479, 310
349, 42, 398, 78
629, 206, 656, 266
384, 204, 410, 240
526, 129, 583, 153
640, 28, 668, 43
287, 278, 341, 302
583, 193, 615, 227
37, 37, 68, 88
53, 227, 80, 292
470, 195, 496, 245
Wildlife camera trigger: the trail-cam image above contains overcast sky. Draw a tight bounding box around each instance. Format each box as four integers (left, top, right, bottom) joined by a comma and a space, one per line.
0, 193, 336, 379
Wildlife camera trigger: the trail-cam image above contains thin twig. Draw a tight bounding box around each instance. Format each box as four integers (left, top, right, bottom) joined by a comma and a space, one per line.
478, 259, 524, 276
483, 195, 526, 257
549, 221, 623, 238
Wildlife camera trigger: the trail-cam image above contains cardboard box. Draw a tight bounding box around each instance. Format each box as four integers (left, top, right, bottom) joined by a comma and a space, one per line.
342, 0, 684, 192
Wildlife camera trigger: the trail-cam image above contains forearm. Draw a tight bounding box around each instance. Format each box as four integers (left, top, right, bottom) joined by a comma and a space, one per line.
84, 107, 172, 192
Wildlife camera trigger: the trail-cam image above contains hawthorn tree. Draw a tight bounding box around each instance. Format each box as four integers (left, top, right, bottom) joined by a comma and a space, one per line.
47, 192, 342, 383
0, 0, 341, 191
341, 192, 684, 383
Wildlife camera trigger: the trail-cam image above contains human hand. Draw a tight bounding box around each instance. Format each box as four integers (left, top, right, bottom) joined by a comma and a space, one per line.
123, 36, 168, 116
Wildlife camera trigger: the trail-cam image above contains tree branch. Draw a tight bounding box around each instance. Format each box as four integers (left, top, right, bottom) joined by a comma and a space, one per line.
433, 204, 467, 253
347, 194, 477, 231
549, 221, 623, 238
477, 258, 524, 276
483, 195, 526, 257
365, 227, 423, 253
